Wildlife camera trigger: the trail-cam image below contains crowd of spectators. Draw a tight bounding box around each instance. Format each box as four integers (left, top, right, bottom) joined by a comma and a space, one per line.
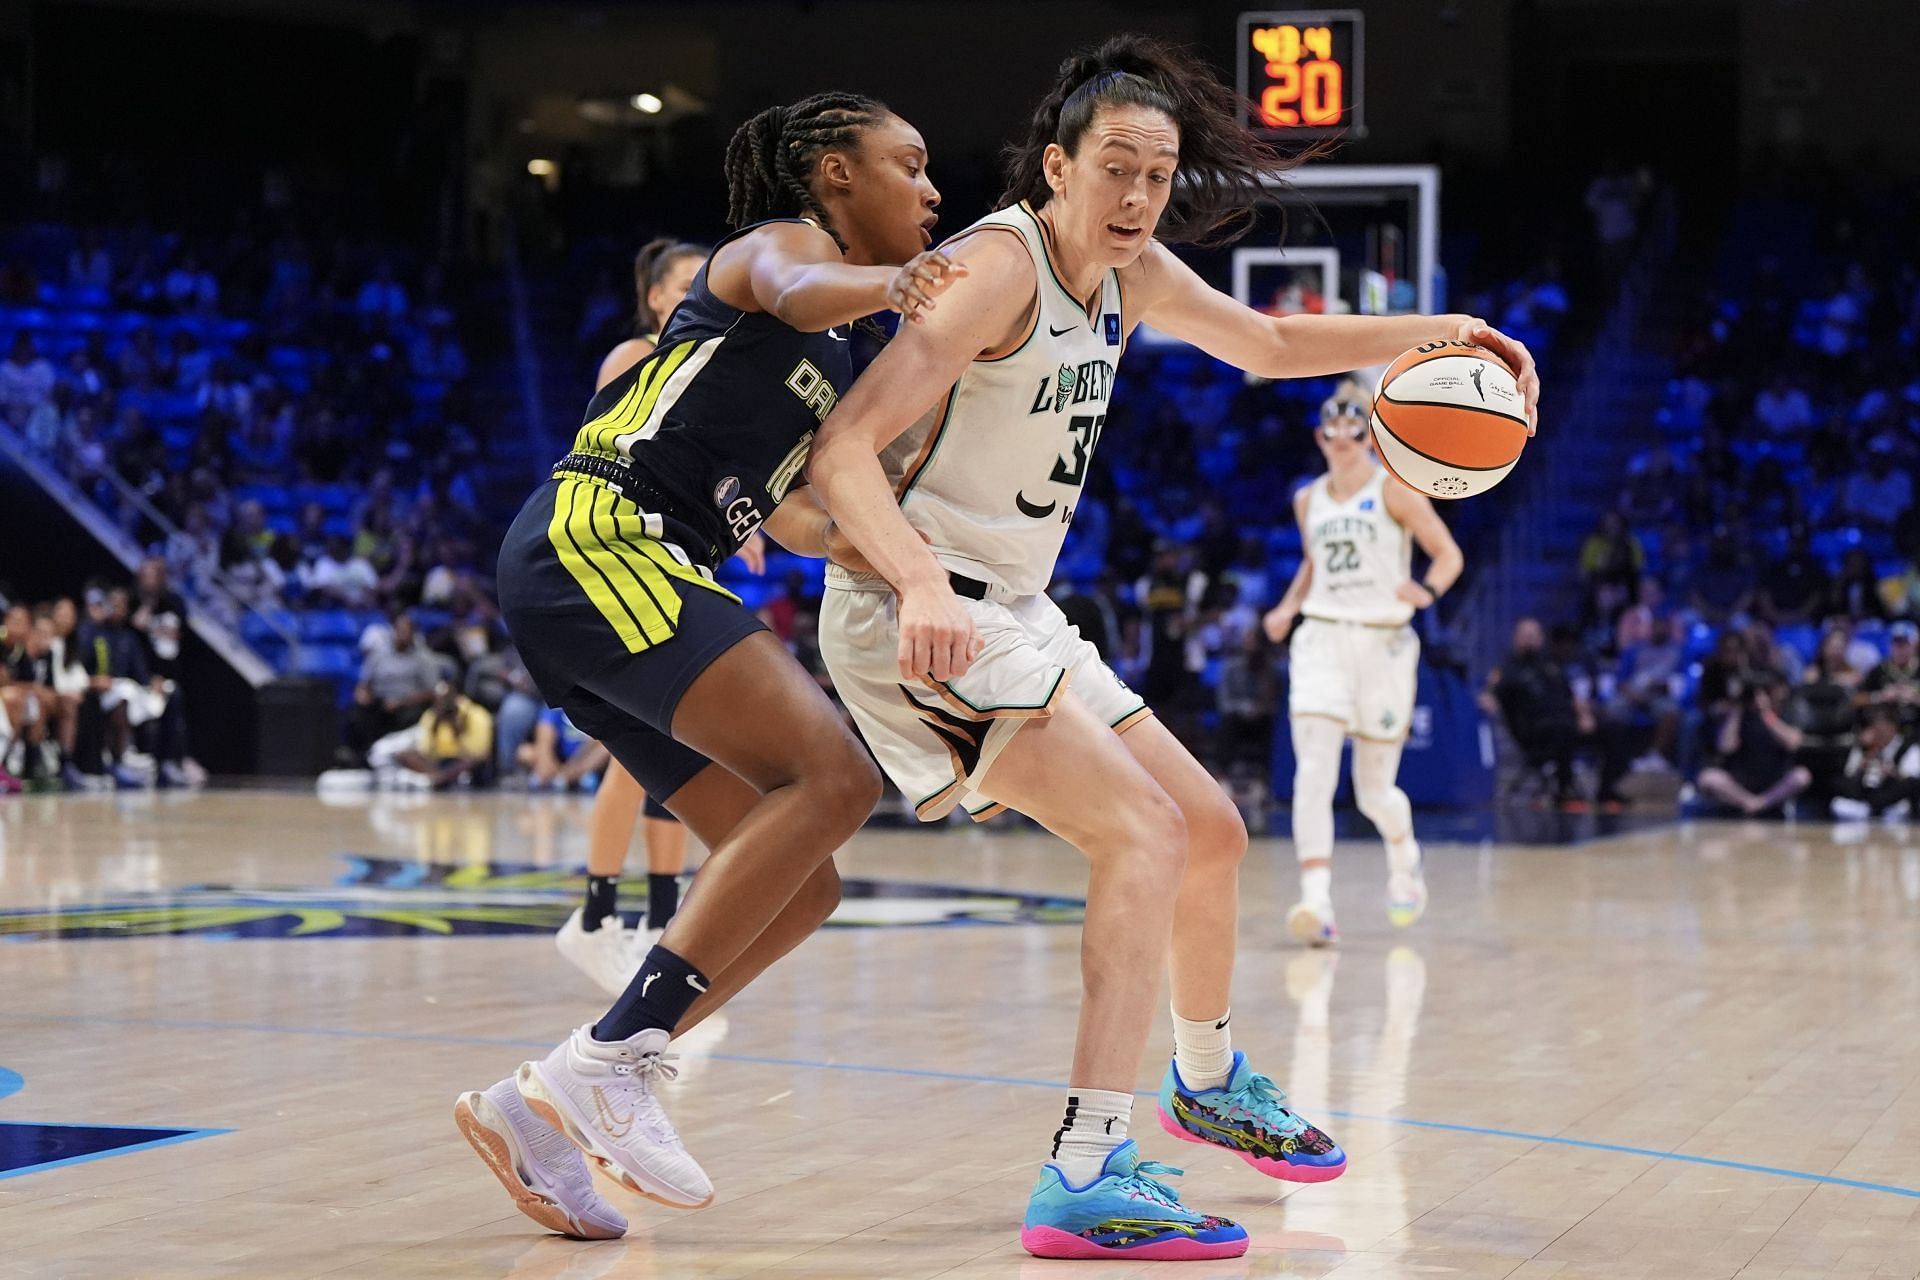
1484, 177, 1920, 819
0, 221, 491, 628
0, 559, 205, 791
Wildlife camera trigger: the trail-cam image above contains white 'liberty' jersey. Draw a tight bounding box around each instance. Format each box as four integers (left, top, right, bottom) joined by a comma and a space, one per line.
877, 201, 1123, 597
1300, 467, 1414, 625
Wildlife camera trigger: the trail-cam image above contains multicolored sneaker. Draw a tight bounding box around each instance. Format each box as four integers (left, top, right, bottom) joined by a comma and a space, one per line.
1157, 1051, 1347, 1183
1020, 1139, 1248, 1260
1387, 864, 1427, 928
1287, 899, 1339, 947
516, 1025, 715, 1210
456, 1078, 628, 1239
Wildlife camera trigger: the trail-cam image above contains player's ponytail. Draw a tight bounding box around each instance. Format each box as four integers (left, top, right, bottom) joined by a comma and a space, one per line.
723, 92, 890, 251
1000, 33, 1324, 247
630, 238, 706, 337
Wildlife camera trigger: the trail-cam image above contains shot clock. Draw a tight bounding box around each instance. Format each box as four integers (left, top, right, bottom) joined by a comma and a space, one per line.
1236, 10, 1363, 138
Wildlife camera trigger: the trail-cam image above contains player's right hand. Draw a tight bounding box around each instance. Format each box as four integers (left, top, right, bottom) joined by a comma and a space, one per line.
885, 250, 967, 324
898, 583, 982, 683
1262, 604, 1299, 643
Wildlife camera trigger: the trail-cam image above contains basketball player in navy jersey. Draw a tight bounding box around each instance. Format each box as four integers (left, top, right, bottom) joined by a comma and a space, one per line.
556, 238, 771, 998
453, 93, 963, 1238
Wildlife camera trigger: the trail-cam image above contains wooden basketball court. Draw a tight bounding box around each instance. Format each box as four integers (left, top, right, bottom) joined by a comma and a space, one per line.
3, 791, 1917, 1278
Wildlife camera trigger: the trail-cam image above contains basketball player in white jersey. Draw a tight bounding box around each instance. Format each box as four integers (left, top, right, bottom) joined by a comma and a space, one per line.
1263, 383, 1463, 947
807, 36, 1536, 1260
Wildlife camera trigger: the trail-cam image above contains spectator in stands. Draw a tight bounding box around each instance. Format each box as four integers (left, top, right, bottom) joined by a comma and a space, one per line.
1824, 549, 1887, 622
295, 503, 331, 565
1690, 527, 1755, 626
382, 682, 493, 790
0, 332, 55, 416
1579, 510, 1644, 625
1829, 706, 1919, 820
72, 584, 154, 787
129, 557, 203, 787
463, 632, 541, 778
347, 609, 440, 758
1583, 160, 1643, 278
1758, 526, 1828, 624
303, 535, 379, 609
1861, 620, 1920, 730
219, 526, 285, 613
1606, 606, 1681, 771
1696, 672, 1812, 817
1484, 618, 1610, 805
517, 707, 609, 792
1792, 625, 1860, 804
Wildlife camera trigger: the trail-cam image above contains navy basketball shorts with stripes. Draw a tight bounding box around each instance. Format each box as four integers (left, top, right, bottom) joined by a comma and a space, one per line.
497, 477, 768, 805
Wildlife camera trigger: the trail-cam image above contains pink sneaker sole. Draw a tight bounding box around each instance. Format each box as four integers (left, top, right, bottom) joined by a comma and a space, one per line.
1020, 1225, 1250, 1260
1157, 1106, 1348, 1183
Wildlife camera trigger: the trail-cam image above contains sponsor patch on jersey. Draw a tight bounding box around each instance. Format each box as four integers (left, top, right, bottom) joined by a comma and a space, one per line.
1358, 498, 1375, 511
1104, 313, 1120, 346
713, 475, 740, 507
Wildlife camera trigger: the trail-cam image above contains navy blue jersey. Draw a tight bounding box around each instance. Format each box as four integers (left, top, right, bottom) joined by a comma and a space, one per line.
559, 218, 853, 570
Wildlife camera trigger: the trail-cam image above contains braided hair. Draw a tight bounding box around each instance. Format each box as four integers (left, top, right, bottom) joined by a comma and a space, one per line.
631, 238, 707, 337
723, 92, 890, 250
1001, 33, 1321, 247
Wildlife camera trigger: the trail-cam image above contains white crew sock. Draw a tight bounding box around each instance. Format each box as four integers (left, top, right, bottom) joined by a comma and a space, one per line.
1300, 863, 1332, 907
1049, 1088, 1132, 1186
1172, 1007, 1235, 1091
1387, 835, 1422, 877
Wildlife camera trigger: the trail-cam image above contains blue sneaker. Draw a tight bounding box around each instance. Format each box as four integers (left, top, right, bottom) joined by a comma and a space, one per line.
1157, 1051, 1347, 1183
1020, 1138, 1248, 1260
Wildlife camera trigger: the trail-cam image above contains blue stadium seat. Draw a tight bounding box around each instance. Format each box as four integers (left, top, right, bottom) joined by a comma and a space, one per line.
1776, 624, 1819, 663
301, 610, 362, 644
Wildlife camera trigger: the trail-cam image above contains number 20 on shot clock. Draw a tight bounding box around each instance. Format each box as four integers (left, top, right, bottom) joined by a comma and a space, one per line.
1236, 10, 1363, 138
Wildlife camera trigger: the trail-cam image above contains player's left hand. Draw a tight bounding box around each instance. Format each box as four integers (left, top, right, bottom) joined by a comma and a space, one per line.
1394, 581, 1436, 609
1450, 317, 1539, 435
886, 249, 968, 324
734, 531, 767, 576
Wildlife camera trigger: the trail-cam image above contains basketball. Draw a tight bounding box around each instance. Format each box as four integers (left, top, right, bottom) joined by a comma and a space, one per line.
1369, 340, 1529, 499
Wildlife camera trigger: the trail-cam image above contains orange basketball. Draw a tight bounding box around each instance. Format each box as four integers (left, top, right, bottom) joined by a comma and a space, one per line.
1369, 341, 1528, 499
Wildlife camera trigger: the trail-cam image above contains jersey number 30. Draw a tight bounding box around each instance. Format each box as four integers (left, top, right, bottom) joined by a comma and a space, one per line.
1048, 413, 1105, 487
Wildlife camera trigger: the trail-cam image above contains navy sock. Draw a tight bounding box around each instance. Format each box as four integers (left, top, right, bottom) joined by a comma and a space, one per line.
582, 875, 619, 931
594, 944, 709, 1042
647, 872, 680, 931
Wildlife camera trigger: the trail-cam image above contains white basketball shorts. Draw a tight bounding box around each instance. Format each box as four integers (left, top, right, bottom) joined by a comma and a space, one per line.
1287, 616, 1421, 742
820, 572, 1150, 821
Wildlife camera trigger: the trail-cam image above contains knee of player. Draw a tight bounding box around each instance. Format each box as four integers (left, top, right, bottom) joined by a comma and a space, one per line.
800, 861, 844, 923
813, 742, 883, 819
1184, 790, 1248, 868
1123, 788, 1190, 873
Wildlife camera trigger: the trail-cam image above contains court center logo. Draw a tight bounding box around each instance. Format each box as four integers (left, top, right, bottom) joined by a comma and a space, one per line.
0, 857, 1087, 940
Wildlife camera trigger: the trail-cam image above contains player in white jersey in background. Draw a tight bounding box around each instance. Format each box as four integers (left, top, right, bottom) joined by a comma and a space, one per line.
1263, 382, 1464, 946
807, 35, 1535, 1261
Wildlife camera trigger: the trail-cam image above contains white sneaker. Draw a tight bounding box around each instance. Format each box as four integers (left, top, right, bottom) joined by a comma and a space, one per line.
1286, 899, 1339, 947
556, 909, 644, 997
1387, 868, 1428, 928
516, 1025, 715, 1209
1832, 797, 1872, 822
455, 1078, 628, 1239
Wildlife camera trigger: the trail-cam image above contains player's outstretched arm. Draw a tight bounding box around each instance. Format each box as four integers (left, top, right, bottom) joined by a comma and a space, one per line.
711, 221, 964, 334
807, 231, 1032, 681
1126, 242, 1540, 432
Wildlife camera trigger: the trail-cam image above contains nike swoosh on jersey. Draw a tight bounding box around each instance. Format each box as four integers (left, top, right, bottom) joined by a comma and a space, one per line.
1047, 324, 1077, 337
